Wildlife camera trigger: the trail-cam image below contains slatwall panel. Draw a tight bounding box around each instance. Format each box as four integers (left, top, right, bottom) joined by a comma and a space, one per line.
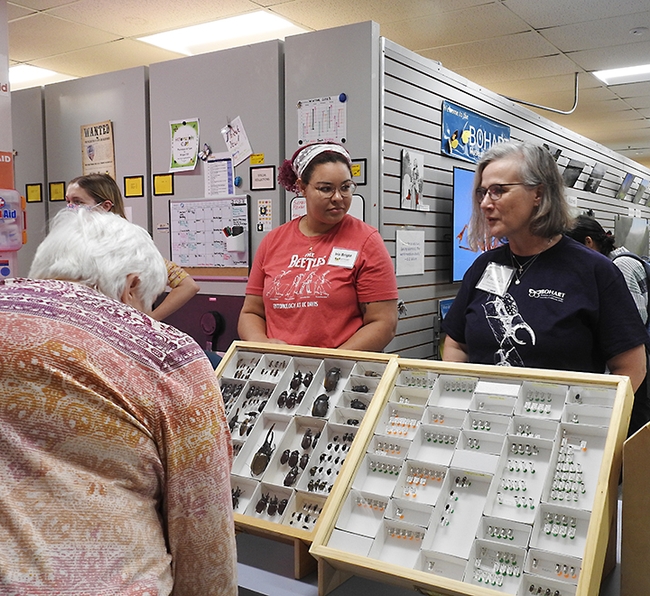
381, 38, 650, 360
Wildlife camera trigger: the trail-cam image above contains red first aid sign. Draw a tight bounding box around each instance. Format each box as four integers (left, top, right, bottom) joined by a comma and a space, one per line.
0, 151, 14, 190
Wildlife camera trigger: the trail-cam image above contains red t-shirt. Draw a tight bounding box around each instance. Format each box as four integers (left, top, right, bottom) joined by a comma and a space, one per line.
246, 215, 398, 348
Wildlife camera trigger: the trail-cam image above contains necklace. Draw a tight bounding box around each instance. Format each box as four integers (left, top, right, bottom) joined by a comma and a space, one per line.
510, 251, 542, 285
509, 235, 560, 285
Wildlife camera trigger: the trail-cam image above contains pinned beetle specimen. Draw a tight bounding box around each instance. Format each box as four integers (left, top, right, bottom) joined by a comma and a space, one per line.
288, 449, 300, 468
299, 453, 310, 469
301, 428, 313, 450
278, 498, 288, 515
303, 371, 313, 387
312, 393, 330, 417
286, 392, 297, 409
290, 371, 303, 390
250, 424, 275, 476
228, 409, 239, 433
324, 367, 341, 392
352, 385, 369, 393
277, 390, 288, 408
232, 486, 243, 509
284, 466, 299, 487
267, 496, 279, 516
350, 398, 367, 410
255, 492, 270, 514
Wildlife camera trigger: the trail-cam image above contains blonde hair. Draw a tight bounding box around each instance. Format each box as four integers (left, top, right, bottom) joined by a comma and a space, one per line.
68, 174, 126, 218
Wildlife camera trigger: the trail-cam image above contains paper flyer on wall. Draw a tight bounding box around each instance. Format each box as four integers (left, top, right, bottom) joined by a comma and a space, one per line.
80, 120, 116, 178
205, 152, 235, 197
169, 118, 200, 172
221, 116, 253, 166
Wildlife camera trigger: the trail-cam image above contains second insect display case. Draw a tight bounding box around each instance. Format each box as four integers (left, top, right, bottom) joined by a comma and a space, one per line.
310, 358, 632, 596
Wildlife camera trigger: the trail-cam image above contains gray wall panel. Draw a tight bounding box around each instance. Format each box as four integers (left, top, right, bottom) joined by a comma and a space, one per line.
43, 67, 150, 230
148, 40, 283, 297
284, 21, 382, 229
11, 87, 46, 276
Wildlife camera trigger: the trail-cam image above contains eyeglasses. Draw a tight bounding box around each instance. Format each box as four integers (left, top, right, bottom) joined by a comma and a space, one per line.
66, 199, 112, 211
309, 181, 357, 199
475, 183, 527, 203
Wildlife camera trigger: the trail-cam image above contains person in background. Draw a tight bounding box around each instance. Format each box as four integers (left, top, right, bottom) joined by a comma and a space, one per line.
65, 173, 200, 321
238, 142, 398, 351
442, 141, 647, 393
567, 214, 650, 435
0, 208, 237, 595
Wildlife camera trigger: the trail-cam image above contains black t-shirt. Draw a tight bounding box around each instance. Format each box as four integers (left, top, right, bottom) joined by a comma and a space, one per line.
442, 236, 648, 374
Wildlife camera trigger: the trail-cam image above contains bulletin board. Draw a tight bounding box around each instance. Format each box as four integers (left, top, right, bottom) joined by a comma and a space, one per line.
169, 195, 250, 279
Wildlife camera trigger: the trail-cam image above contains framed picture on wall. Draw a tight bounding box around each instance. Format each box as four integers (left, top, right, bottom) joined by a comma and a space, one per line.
616, 173, 635, 201
49, 181, 66, 201
584, 163, 606, 193
250, 165, 276, 191
400, 149, 424, 210
351, 158, 367, 186
561, 159, 585, 188
26, 183, 43, 203
153, 173, 174, 196
124, 175, 144, 198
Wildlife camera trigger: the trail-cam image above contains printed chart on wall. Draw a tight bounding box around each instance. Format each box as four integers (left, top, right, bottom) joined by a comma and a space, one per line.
169, 195, 249, 279
297, 95, 347, 144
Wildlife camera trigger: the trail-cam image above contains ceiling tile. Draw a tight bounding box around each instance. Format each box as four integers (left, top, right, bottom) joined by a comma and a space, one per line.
610, 81, 650, 98
567, 39, 650, 71
418, 31, 558, 70
7, 3, 35, 20
9, 13, 120, 62
9, 1, 80, 10
455, 53, 577, 85
30, 39, 183, 77
49, 0, 261, 37
381, 3, 530, 50
502, 0, 650, 28
540, 11, 650, 53
625, 96, 650, 110
271, 0, 491, 31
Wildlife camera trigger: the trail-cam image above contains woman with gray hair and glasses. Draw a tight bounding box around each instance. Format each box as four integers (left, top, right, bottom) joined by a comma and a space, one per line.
0, 208, 237, 596
442, 141, 647, 391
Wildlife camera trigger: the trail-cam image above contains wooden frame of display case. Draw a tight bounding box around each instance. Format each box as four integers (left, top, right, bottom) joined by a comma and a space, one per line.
215, 341, 400, 579
310, 359, 633, 596
621, 423, 650, 596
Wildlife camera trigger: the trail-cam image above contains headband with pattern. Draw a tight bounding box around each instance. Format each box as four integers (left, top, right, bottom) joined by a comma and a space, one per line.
292, 143, 351, 179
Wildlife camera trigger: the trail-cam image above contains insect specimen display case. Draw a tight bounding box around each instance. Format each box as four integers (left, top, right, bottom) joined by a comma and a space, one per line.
217, 344, 631, 594
310, 358, 632, 596
215, 341, 399, 578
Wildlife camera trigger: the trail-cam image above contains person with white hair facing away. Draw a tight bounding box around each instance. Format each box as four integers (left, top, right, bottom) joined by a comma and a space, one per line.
0, 209, 237, 596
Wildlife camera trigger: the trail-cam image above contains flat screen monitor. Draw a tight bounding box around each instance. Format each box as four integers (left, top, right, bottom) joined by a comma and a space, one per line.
616, 173, 635, 201
561, 159, 585, 188
584, 163, 606, 193
452, 167, 499, 283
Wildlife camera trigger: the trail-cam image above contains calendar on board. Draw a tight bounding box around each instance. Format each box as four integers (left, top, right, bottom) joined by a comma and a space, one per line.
169, 195, 249, 277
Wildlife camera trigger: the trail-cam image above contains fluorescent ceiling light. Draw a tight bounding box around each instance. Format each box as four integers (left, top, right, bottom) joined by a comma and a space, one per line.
138, 11, 309, 56
593, 63, 650, 85
9, 65, 76, 91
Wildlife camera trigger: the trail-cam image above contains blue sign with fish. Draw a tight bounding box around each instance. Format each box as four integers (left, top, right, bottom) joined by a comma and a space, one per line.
441, 100, 510, 164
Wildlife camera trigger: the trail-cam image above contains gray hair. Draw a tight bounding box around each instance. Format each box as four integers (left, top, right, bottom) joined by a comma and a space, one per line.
467, 141, 573, 251
30, 209, 166, 311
